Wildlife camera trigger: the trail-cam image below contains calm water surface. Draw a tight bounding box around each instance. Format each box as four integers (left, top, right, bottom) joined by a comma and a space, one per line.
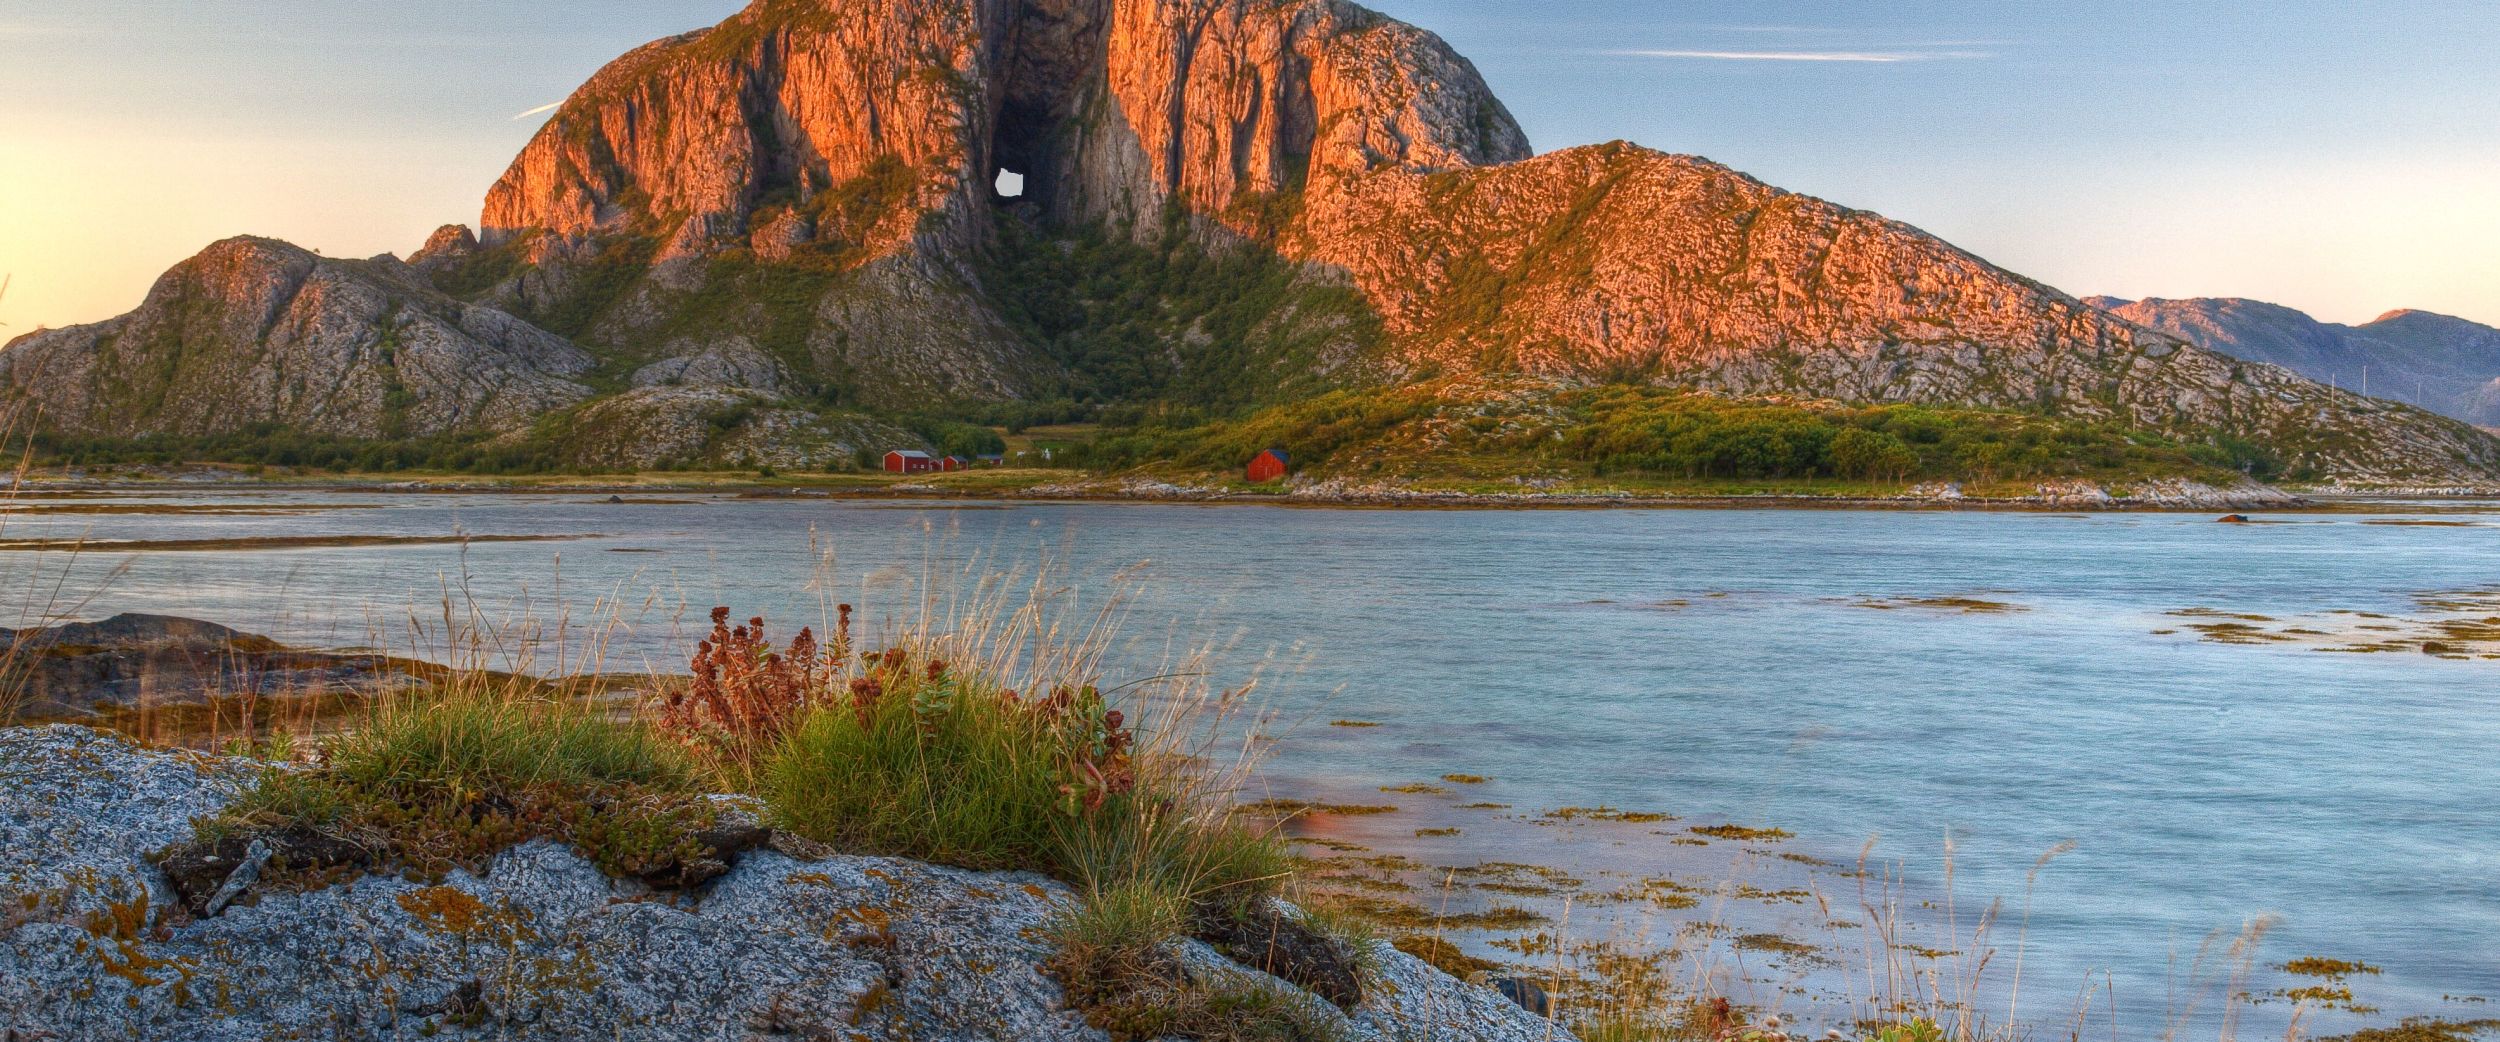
9, 491, 2496, 1035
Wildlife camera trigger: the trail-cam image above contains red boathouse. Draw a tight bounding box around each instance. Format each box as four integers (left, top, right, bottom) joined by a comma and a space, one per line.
884, 450, 938, 474
1247, 449, 1289, 483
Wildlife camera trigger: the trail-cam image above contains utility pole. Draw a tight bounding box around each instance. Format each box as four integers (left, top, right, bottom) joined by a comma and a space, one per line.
2363, 365, 2369, 400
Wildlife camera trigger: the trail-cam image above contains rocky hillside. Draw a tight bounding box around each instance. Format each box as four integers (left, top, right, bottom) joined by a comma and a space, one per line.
0, 237, 593, 439
0, 725, 1563, 1041
2093, 296, 2500, 427
6, 0, 2498, 482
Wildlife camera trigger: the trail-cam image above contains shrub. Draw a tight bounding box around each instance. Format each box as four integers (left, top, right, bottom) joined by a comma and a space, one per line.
1831, 428, 1919, 482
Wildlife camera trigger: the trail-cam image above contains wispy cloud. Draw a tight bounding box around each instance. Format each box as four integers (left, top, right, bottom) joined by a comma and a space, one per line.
1609, 48, 1988, 63
509, 101, 563, 122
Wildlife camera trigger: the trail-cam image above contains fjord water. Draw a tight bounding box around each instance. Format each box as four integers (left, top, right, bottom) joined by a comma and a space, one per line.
16, 493, 2497, 1033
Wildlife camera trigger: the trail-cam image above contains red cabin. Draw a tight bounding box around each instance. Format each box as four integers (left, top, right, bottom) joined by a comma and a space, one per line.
884, 450, 938, 475
1247, 448, 1290, 483
941, 456, 970, 472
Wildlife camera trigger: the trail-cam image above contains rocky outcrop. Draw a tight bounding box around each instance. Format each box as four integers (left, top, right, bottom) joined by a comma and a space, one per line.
479, 0, 1523, 256
544, 385, 917, 471
0, 237, 594, 439
0, 614, 422, 720
1283, 143, 2500, 480
0, 725, 1569, 1041
447, 0, 1526, 411
453, 0, 2498, 481
2093, 296, 2500, 427
7, 0, 2496, 482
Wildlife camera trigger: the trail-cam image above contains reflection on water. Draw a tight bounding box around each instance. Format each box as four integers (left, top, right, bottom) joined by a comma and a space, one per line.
7, 490, 2499, 1035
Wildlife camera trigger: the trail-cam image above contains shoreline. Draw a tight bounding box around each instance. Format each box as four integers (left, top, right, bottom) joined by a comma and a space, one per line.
7, 548, 2491, 1036
17, 467, 2500, 514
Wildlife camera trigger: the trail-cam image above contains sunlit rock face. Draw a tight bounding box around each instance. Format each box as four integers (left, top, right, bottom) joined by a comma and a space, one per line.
454, 0, 2500, 479
0, 236, 593, 438
3, 0, 2494, 478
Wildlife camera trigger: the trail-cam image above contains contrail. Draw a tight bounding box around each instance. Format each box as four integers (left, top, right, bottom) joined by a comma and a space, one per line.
1609, 49, 1978, 63
510, 101, 563, 121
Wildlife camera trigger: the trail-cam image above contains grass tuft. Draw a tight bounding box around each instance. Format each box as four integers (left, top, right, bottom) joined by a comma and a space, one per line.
184, 686, 726, 890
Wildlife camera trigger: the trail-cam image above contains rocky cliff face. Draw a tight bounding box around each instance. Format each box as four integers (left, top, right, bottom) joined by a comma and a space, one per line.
480, 0, 1523, 256
1282, 142, 2500, 478
444, 0, 1522, 411
2094, 296, 2500, 427
448, 0, 2495, 479
0, 725, 1567, 1041
6, 0, 2496, 481
0, 237, 593, 439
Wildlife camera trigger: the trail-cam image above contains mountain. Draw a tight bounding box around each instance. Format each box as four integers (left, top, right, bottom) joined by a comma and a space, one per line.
6, 0, 2498, 484
0, 236, 593, 439
2091, 296, 2500, 427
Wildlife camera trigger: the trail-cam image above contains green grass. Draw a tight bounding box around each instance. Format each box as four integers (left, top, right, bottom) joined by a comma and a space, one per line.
654, 600, 1316, 1038
1046, 881, 1350, 1042
195, 688, 720, 886
755, 648, 1286, 913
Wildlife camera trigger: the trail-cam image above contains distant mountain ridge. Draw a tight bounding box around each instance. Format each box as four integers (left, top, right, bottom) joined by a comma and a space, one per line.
4, 0, 2498, 484
2090, 296, 2500, 428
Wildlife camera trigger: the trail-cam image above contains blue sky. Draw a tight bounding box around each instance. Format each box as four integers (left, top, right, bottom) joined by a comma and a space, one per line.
3, 0, 2495, 332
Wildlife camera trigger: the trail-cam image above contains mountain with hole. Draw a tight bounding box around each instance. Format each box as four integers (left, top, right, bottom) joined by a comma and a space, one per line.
3, 0, 2496, 486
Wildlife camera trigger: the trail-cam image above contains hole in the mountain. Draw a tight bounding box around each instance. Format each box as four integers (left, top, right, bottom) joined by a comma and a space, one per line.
994, 168, 1027, 199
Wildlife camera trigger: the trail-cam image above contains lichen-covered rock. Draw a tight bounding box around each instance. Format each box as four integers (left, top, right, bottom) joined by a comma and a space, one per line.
0, 726, 1573, 1041
0, 726, 256, 925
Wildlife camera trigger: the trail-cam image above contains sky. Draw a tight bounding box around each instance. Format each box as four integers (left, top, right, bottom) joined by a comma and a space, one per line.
2, 0, 2496, 335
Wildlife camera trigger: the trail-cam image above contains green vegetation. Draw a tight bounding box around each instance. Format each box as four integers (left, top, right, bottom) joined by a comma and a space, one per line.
978, 208, 1385, 415
425, 240, 522, 301
756, 655, 1283, 904
509, 235, 661, 341
189, 687, 720, 888
653, 606, 1286, 911
1051, 379, 2270, 490
652, 605, 1337, 1038
162, 591, 1334, 1037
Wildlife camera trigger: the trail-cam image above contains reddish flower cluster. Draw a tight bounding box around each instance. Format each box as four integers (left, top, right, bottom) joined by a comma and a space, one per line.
656, 606, 1144, 817
660, 606, 831, 755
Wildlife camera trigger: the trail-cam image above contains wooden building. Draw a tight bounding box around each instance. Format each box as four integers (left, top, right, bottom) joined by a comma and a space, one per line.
1247, 449, 1290, 483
